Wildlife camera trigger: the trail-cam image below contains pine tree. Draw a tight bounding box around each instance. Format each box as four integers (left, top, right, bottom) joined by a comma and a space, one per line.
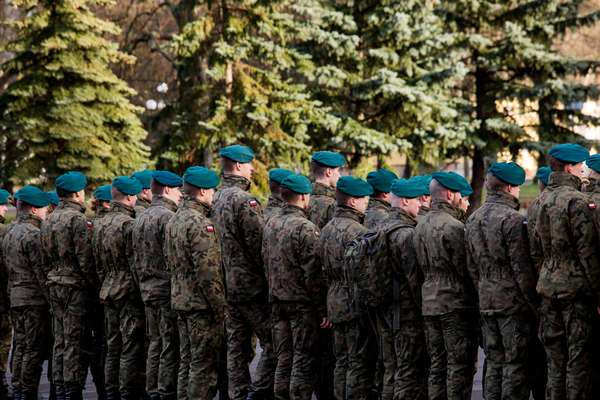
0, 0, 149, 185
438, 0, 600, 209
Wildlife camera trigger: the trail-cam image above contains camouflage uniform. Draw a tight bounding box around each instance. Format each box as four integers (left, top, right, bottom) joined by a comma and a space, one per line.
320, 206, 374, 400
307, 182, 336, 400
377, 207, 427, 400
416, 205, 430, 224
414, 200, 479, 400
2, 214, 51, 397
465, 191, 539, 400
264, 194, 286, 222
94, 202, 146, 400
135, 196, 151, 217
164, 197, 226, 400
263, 205, 324, 400
0, 218, 10, 392
364, 197, 391, 230
535, 171, 600, 400
132, 196, 179, 400
211, 174, 275, 400
41, 200, 98, 396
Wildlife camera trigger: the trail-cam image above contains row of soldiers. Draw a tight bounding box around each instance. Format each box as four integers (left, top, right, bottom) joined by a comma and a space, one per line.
0, 142, 598, 400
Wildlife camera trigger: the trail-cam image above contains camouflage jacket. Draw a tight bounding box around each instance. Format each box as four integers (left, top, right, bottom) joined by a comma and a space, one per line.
414, 200, 476, 316
364, 197, 391, 230
535, 171, 600, 302
131, 196, 178, 304
416, 205, 430, 224
2, 214, 50, 307
264, 194, 285, 222
320, 206, 367, 323
41, 200, 97, 291
263, 205, 325, 313
0, 221, 9, 312
465, 191, 538, 315
380, 207, 422, 329
95, 206, 110, 220
308, 182, 336, 229
211, 174, 266, 303
164, 198, 225, 319
526, 189, 549, 273
94, 202, 140, 303
134, 196, 151, 217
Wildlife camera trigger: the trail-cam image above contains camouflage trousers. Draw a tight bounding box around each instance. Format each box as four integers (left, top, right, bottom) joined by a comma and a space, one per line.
423, 310, 478, 400
481, 313, 534, 400
10, 305, 49, 394
177, 310, 222, 400
0, 312, 10, 374
540, 298, 595, 400
271, 303, 319, 400
377, 316, 428, 400
314, 329, 335, 400
332, 317, 376, 400
49, 285, 91, 394
226, 301, 276, 400
145, 300, 179, 399
105, 297, 146, 399
87, 301, 107, 398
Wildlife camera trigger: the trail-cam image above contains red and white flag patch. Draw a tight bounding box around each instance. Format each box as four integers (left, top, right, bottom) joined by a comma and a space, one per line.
206, 225, 215, 233
589, 203, 597, 210
249, 200, 258, 208
86, 221, 93, 230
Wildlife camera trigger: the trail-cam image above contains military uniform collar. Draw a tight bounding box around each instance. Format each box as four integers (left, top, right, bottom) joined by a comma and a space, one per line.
95, 207, 110, 219
222, 174, 251, 191
368, 197, 390, 210
431, 199, 463, 220
282, 204, 308, 217
583, 177, 600, 194
151, 196, 179, 212
183, 198, 210, 216
312, 182, 335, 198
58, 198, 86, 213
486, 190, 520, 210
389, 207, 417, 226
334, 205, 365, 223
418, 205, 430, 215
267, 194, 285, 208
111, 201, 136, 217
136, 196, 151, 209
548, 171, 581, 191
17, 213, 43, 228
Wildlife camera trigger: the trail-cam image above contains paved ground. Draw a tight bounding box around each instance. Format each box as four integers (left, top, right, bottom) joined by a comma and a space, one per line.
33, 348, 485, 400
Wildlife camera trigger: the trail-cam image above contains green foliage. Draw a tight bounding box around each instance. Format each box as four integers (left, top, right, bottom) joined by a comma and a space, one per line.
0, 0, 149, 185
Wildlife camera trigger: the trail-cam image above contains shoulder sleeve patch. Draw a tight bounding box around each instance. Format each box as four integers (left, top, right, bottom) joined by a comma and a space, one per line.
315, 230, 320, 237
589, 202, 597, 210
249, 199, 258, 208
86, 221, 93, 230
206, 225, 215, 233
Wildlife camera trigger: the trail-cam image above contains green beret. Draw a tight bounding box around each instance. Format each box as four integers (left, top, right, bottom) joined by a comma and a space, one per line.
432, 171, 470, 193
367, 168, 398, 193
280, 174, 312, 194
536, 167, 551, 186
56, 171, 87, 193
460, 184, 473, 197
131, 170, 153, 189
16, 185, 51, 208
311, 151, 345, 168
269, 168, 294, 185
337, 176, 373, 197
549, 143, 589, 164
94, 185, 112, 202
413, 175, 432, 196
113, 176, 143, 196
184, 166, 220, 189
587, 155, 600, 173
151, 170, 183, 188
488, 162, 526, 186
47, 191, 60, 206
219, 144, 255, 163
0, 189, 10, 205
391, 178, 427, 199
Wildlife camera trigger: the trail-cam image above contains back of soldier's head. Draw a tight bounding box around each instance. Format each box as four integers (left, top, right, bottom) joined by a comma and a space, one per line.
485, 173, 509, 192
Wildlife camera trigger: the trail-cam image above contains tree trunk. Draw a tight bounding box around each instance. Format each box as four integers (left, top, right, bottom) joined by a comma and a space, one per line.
470, 148, 485, 211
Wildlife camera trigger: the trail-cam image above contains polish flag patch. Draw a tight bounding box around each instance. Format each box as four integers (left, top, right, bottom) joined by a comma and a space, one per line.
206, 225, 215, 233
589, 203, 597, 210
86, 221, 93, 230
249, 200, 258, 208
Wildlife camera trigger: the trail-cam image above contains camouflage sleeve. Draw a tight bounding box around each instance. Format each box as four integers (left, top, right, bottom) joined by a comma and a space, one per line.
569, 197, 600, 302
526, 207, 543, 273
464, 226, 479, 294
0, 228, 7, 311
413, 228, 427, 274
504, 213, 538, 308
72, 215, 98, 291
189, 223, 225, 322
396, 229, 422, 310
296, 223, 326, 316
92, 226, 106, 284
28, 231, 50, 303
124, 220, 140, 289
238, 198, 265, 272
446, 224, 478, 301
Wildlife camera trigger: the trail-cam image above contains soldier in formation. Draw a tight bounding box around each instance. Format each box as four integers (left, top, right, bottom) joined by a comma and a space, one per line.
5, 142, 600, 400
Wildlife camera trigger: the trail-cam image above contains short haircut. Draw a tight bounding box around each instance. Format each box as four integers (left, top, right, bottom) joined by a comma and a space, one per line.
485, 173, 509, 192
549, 155, 568, 172
281, 188, 302, 203
16, 200, 34, 213
111, 188, 128, 201
310, 161, 329, 179
430, 179, 450, 200
150, 180, 167, 196
335, 190, 360, 206
183, 182, 202, 197
221, 158, 237, 173
269, 181, 280, 194
56, 187, 77, 199
371, 190, 386, 199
